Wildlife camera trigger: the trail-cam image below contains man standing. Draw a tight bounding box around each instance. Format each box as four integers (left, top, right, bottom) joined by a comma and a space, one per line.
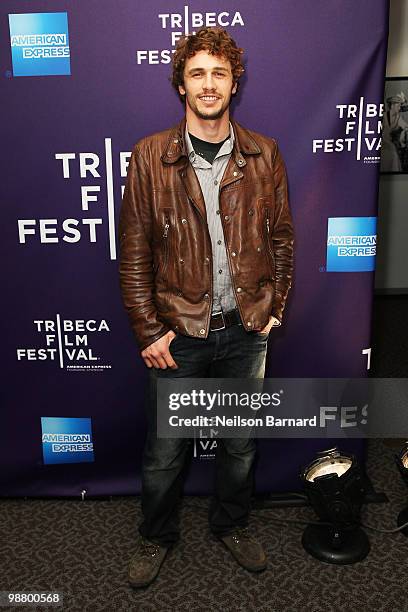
119, 27, 294, 587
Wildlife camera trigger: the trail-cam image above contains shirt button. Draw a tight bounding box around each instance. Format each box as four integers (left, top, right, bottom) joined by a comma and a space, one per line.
246, 321, 252, 327
181, 218, 187, 224
179, 258, 184, 264
248, 209, 254, 216
233, 171, 238, 176
177, 291, 182, 297
216, 210, 220, 215
237, 287, 242, 293
219, 269, 223, 274
199, 329, 205, 335
231, 251, 236, 257
173, 138, 179, 143
205, 256, 210, 263
257, 246, 262, 252
204, 293, 210, 299
224, 215, 229, 221
214, 179, 218, 185
238, 159, 245, 166
217, 240, 222, 245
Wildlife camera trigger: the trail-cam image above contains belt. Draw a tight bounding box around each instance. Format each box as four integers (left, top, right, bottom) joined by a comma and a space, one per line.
209, 309, 242, 331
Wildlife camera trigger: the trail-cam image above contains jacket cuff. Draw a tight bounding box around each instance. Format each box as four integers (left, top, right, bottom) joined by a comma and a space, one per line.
136, 325, 171, 352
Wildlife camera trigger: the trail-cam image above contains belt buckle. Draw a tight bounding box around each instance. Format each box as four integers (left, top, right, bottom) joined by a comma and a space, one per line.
211, 310, 226, 331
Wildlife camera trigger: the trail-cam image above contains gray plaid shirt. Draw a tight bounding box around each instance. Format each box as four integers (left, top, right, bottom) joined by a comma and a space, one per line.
185, 123, 237, 315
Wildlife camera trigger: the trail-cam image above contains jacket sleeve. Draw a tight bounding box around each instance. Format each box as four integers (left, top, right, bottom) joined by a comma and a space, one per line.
271, 143, 294, 323
118, 144, 170, 351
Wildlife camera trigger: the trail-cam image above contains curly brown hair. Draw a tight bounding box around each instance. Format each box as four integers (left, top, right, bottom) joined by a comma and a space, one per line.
171, 27, 245, 101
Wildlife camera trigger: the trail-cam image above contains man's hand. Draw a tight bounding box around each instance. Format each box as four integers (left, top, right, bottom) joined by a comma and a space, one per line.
141, 331, 178, 369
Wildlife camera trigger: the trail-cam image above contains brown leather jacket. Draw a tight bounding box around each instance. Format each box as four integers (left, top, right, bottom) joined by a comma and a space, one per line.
119, 117, 294, 351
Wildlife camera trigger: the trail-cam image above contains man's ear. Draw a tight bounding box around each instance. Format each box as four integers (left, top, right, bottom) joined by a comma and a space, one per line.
178, 84, 186, 96
232, 82, 237, 95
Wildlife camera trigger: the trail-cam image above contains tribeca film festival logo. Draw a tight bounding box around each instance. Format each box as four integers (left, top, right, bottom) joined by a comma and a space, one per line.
16, 316, 112, 372
193, 429, 218, 461
326, 217, 377, 272
17, 140, 130, 260
8, 12, 71, 77
312, 99, 383, 164
136, 6, 244, 65
41, 417, 94, 465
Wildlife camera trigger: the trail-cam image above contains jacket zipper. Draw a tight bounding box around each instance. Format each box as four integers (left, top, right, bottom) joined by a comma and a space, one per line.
264, 212, 275, 270
162, 217, 170, 274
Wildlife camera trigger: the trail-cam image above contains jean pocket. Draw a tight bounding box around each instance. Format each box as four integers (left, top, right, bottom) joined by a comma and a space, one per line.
168, 332, 180, 353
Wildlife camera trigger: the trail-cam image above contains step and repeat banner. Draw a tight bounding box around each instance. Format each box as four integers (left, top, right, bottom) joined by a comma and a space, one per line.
1, 1, 388, 496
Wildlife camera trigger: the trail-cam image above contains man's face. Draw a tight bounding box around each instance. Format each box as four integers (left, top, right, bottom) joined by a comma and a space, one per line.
179, 50, 237, 121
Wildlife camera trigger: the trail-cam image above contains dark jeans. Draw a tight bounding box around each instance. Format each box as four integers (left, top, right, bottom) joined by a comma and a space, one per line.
139, 321, 269, 547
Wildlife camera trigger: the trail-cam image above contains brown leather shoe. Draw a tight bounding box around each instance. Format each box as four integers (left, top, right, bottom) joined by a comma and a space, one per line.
220, 527, 267, 572
128, 536, 168, 588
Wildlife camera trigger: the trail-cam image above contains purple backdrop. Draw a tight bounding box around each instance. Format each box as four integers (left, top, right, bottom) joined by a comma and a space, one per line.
1, 1, 388, 496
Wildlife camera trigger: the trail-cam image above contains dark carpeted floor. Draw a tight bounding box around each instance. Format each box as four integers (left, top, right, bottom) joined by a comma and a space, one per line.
1, 296, 407, 612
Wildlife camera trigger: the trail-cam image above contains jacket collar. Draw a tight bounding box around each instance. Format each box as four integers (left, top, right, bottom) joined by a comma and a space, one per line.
160, 117, 261, 165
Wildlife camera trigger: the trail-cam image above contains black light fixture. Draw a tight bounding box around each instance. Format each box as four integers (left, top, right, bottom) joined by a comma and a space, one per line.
395, 442, 408, 536
300, 447, 370, 564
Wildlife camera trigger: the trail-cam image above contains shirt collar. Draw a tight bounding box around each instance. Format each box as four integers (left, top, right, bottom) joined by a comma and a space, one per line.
185, 122, 235, 164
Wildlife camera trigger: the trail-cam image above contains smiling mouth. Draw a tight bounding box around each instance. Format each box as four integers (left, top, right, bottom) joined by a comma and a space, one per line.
199, 95, 220, 102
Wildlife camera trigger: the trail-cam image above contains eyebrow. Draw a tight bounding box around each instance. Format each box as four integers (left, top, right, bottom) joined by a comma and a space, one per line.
187, 67, 229, 74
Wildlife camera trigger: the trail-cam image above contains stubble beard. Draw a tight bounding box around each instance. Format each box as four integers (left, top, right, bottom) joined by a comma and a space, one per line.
195, 104, 229, 121
187, 94, 231, 121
